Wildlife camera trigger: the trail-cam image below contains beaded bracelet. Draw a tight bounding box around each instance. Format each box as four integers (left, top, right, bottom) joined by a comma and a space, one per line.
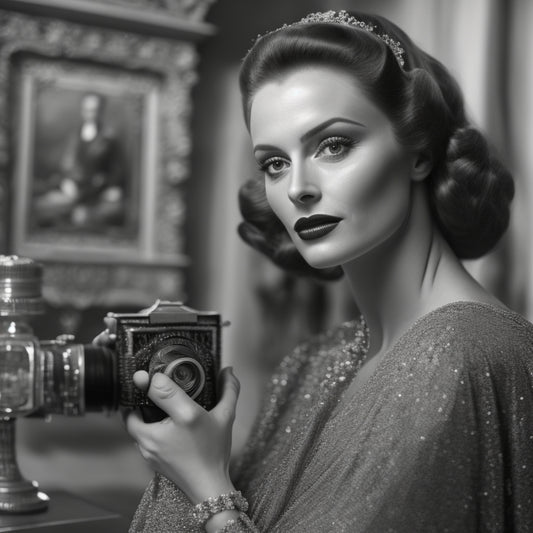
192, 491, 249, 526
216, 512, 260, 533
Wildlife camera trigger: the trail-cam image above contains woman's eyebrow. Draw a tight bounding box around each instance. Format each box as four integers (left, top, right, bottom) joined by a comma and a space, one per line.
300, 117, 365, 142
253, 118, 365, 154
253, 144, 279, 155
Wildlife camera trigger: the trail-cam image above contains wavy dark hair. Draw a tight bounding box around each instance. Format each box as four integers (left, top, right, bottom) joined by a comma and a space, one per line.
237, 12, 514, 280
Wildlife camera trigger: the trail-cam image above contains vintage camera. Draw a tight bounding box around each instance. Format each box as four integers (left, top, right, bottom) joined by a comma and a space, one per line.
39, 301, 222, 422
0, 256, 222, 513
0, 257, 221, 422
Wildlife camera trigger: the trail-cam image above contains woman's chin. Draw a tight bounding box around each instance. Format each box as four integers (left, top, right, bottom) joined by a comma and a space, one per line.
299, 246, 367, 271
301, 252, 350, 271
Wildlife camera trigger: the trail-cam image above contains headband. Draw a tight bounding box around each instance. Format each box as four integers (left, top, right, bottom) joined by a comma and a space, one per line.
256, 10, 405, 69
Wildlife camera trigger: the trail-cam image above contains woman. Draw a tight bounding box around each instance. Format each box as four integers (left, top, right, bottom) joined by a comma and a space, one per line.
120, 11, 533, 532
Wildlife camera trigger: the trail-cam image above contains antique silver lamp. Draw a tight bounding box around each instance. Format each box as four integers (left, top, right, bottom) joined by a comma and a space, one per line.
0, 255, 49, 512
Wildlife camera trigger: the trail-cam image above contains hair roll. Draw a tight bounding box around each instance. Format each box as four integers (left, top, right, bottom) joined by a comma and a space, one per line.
430, 127, 514, 259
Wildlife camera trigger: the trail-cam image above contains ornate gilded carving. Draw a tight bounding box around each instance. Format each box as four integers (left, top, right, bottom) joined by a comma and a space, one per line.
97, 0, 216, 21
0, 7, 206, 308
42, 262, 185, 309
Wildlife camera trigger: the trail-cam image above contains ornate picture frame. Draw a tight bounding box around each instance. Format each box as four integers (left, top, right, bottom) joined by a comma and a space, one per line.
0, 5, 213, 307
13, 57, 160, 263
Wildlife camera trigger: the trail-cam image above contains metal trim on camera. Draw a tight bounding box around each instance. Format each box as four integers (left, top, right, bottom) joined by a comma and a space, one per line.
40, 336, 84, 416
113, 301, 221, 421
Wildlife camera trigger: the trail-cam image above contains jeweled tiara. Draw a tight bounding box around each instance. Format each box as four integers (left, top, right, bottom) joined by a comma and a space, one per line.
256, 10, 405, 69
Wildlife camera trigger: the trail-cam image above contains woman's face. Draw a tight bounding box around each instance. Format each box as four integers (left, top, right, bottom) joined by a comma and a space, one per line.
249, 66, 420, 270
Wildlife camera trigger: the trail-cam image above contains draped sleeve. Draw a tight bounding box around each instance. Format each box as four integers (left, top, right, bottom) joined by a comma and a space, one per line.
236, 302, 533, 532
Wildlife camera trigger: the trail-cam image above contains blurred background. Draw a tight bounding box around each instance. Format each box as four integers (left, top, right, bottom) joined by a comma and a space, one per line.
0, 0, 531, 527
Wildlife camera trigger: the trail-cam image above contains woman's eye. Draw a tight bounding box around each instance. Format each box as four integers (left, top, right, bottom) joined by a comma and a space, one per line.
259, 157, 289, 177
326, 143, 343, 155
316, 136, 355, 159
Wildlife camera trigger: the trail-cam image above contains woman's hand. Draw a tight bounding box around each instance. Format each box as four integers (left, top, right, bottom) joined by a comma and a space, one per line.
126, 366, 240, 504
91, 314, 117, 348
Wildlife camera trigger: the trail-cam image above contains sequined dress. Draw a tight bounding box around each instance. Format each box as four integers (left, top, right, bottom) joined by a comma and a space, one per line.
129, 301, 533, 532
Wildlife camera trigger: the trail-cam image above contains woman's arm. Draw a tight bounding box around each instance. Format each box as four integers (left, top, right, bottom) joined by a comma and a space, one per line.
126, 369, 260, 532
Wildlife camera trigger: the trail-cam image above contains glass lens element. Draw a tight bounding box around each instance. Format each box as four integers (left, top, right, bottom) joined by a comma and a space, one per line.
0, 342, 33, 411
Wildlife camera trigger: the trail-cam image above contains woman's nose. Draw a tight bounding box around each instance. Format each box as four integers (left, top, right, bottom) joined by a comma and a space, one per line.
288, 166, 321, 205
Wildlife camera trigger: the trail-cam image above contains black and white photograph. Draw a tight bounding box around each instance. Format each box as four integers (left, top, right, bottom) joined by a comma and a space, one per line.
0, 1, 531, 532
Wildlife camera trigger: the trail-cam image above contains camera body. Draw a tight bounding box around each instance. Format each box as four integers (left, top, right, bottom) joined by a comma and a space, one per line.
0, 253, 223, 513
113, 300, 221, 421
12, 300, 222, 421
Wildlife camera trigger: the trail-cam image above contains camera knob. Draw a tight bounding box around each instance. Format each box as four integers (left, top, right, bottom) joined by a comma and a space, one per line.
0, 255, 44, 316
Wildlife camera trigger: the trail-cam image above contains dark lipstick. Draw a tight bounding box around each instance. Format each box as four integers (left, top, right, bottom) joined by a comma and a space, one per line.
294, 215, 342, 241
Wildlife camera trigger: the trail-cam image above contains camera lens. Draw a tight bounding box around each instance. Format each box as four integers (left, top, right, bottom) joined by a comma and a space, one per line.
151, 342, 206, 401
164, 357, 205, 400
36, 342, 118, 416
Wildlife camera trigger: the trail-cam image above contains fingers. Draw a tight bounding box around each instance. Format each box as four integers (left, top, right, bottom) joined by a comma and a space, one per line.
91, 314, 117, 347
133, 370, 150, 392
129, 367, 238, 435
104, 315, 117, 334
147, 372, 200, 421
91, 329, 116, 347
213, 367, 240, 423
126, 409, 154, 441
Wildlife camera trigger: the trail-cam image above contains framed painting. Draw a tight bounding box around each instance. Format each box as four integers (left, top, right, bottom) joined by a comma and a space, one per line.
0, 6, 210, 308
12, 57, 160, 263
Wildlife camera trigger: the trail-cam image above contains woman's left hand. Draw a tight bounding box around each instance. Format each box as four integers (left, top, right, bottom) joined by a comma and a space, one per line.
126, 366, 240, 504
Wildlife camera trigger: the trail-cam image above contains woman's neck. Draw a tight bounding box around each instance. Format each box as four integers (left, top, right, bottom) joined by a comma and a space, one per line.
342, 184, 497, 358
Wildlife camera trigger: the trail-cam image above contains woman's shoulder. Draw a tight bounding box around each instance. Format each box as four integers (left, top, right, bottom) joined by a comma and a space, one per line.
417, 300, 532, 343
363, 301, 533, 445
398, 300, 533, 372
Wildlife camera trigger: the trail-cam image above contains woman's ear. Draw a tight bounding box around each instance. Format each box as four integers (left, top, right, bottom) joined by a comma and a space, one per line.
411, 152, 433, 182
